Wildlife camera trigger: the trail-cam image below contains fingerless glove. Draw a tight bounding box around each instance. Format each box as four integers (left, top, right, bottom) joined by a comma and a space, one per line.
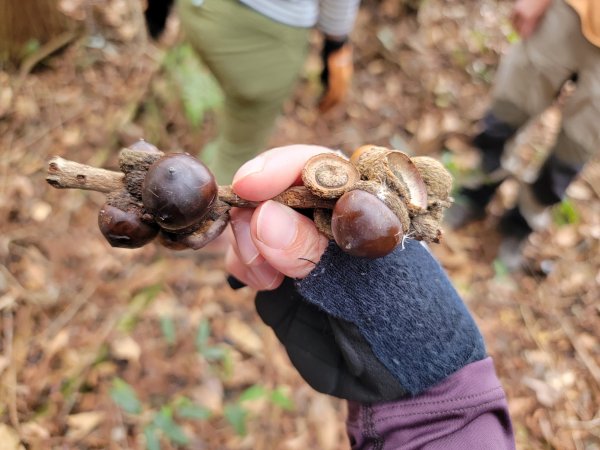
254, 239, 487, 402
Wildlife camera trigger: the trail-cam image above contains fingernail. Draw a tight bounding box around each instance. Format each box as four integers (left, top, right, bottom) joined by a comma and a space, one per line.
231, 215, 261, 265
256, 201, 298, 250
232, 155, 266, 184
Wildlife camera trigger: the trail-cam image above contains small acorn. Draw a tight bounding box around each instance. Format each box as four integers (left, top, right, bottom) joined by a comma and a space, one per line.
142, 153, 218, 231
331, 182, 408, 258
98, 203, 159, 248
128, 139, 161, 154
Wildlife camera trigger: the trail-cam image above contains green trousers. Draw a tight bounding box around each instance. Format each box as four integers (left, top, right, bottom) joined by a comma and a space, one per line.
177, 0, 310, 183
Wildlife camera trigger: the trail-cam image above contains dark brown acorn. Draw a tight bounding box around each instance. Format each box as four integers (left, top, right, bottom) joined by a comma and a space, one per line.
331, 189, 405, 258
98, 204, 159, 248
128, 139, 161, 154
142, 153, 218, 231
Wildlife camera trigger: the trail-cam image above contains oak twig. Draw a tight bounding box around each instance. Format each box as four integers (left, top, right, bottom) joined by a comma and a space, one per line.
47, 156, 125, 193
46, 156, 336, 210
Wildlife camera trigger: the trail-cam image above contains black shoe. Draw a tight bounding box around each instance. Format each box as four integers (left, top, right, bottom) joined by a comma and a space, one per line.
498, 207, 532, 240
444, 196, 486, 230
444, 183, 500, 230
496, 208, 533, 272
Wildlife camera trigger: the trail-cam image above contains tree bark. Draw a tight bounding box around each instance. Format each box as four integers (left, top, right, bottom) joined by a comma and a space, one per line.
0, 0, 71, 64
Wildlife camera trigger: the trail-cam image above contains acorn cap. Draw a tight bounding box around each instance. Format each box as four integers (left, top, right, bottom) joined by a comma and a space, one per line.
352, 146, 428, 214
302, 153, 360, 199
410, 156, 453, 202
313, 208, 334, 240
410, 214, 443, 243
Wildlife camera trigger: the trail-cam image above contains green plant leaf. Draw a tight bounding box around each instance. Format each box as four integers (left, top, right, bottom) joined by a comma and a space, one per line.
221, 348, 234, 379
143, 424, 161, 450
239, 385, 267, 402
178, 403, 212, 421
270, 387, 294, 411
160, 316, 176, 346
153, 407, 189, 445
203, 346, 228, 362
20, 39, 41, 59
110, 378, 142, 415
440, 151, 459, 178
493, 259, 509, 279
118, 284, 163, 332
553, 199, 580, 226
174, 397, 212, 421
224, 403, 248, 436
202, 346, 223, 360
164, 43, 223, 127
195, 319, 211, 352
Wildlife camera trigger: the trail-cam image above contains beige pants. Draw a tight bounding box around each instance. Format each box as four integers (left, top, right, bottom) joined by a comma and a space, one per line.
489, 0, 600, 229
492, 0, 600, 167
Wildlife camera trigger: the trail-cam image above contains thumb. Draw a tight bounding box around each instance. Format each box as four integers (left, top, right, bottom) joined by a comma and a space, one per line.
251, 200, 329, 279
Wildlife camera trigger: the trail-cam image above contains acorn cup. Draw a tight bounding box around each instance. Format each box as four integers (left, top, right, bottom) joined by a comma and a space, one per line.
46, 141, 454, 258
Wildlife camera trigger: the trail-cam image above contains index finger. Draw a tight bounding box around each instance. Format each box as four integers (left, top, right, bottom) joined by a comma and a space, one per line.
231, 145, 335, 201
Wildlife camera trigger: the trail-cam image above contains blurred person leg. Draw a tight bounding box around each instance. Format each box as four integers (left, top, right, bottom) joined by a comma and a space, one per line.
177, 0, 310, 184
519, 7, 600, 231
144, 0, 175, 39
499, 0, 600, 270
446, 0, 576, 230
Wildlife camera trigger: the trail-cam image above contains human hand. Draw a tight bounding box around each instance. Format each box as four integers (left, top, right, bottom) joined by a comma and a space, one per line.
225, 145, 333, 291
318, 37, 353, 113
511, 0, 552, 38
225, 145, 487, 402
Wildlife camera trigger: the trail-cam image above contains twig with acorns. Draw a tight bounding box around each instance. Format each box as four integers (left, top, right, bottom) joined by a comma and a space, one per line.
45, 141, 454, 259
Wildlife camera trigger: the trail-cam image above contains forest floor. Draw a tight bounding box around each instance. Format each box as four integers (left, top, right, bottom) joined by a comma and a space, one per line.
1, 0, 599, 449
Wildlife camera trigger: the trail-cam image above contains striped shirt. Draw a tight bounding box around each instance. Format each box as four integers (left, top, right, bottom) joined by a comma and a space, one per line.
239, 0, 360, 37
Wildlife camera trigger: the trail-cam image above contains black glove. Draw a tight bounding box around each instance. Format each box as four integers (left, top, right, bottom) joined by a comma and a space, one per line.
255, 278, 406, 403
144, 0, 175, 40
253, 239, 487, 402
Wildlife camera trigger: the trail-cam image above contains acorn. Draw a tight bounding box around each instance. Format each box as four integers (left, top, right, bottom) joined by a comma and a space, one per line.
331, 181, 409, 258
98, 203, 159, 248
128, 139, 161, 154
142, 153, 218, 231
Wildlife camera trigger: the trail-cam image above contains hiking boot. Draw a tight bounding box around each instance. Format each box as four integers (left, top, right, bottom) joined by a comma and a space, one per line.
496, 207, 533, 272
444, 196, 487, 230
444, 183, 500, 230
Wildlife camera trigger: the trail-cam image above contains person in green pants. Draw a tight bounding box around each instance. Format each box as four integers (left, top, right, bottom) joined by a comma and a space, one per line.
174, 0, 360, 183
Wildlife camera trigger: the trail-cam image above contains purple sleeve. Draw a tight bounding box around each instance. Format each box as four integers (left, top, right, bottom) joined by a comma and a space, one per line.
346, 357, 516, 450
